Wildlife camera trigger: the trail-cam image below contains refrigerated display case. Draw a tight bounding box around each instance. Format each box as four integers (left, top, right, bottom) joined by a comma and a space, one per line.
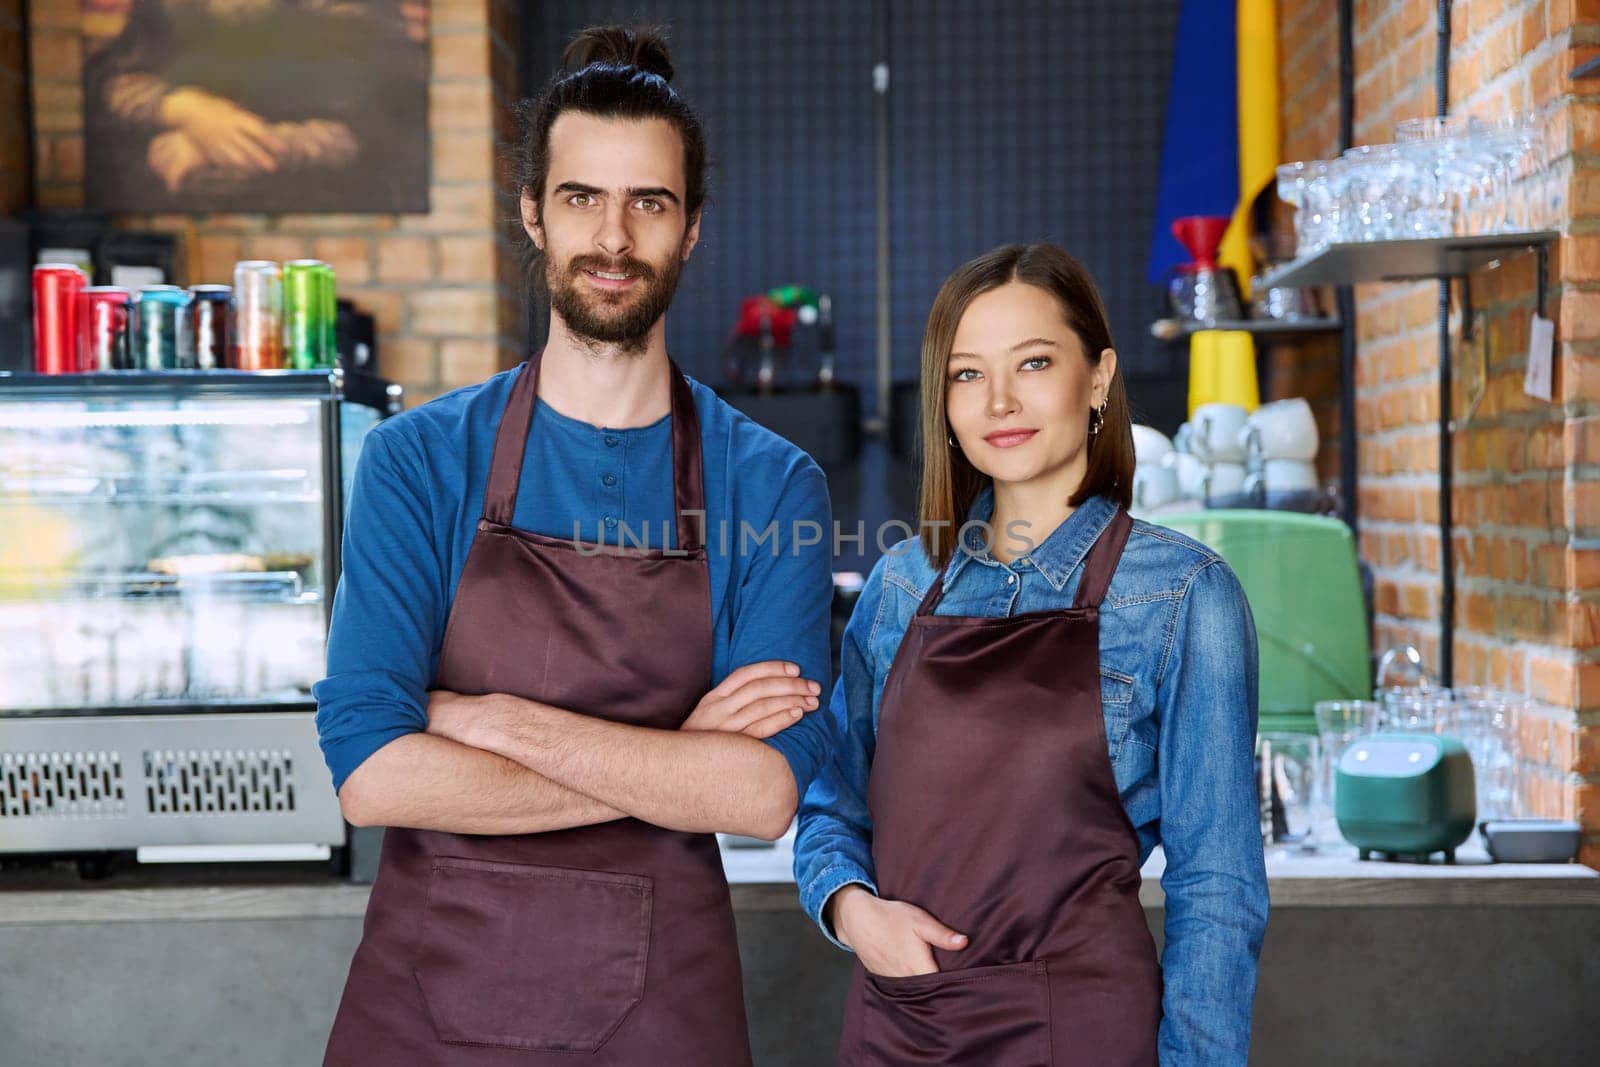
0, 369, 400, 865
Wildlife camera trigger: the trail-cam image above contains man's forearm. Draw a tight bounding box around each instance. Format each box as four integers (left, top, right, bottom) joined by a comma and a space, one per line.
339, 732, 625, 835
474, 697, 798, 840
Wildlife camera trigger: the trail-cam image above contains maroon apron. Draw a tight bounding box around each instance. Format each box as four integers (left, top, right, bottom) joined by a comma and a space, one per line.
324, 354, 751, 1065
839, 509, 1161, 1066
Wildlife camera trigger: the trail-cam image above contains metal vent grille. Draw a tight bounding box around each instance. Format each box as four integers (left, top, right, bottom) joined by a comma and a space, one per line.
144, 749, 298, 816
0, 750, 127, 818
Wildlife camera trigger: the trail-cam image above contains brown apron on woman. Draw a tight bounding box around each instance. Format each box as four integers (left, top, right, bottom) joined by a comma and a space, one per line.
839, 508, 1161, 1066
324, 354, 751, 1065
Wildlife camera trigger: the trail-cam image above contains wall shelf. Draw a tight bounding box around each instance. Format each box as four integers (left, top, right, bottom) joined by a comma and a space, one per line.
1148, 316, 1342, 342
1259, 231, 1558, 290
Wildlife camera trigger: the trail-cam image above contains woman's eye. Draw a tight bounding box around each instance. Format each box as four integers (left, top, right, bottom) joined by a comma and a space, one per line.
1021, 356, 1051, 371
950, 368, 980, 382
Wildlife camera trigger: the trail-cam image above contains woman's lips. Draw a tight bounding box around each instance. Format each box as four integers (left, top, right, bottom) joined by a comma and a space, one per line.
983, 428, 1038, 448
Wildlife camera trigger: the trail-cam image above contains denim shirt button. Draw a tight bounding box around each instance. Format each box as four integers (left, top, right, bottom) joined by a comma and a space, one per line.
604, 435, 619, 447
604, 516, 618, 527
602, 472, 618, 487
1006, 573, 1017, 585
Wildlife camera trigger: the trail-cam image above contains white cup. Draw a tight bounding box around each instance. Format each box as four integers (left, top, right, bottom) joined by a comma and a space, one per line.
1245, 397, 1319, 461
1262, 458, 1318, 491
1166, 450, 1208, 499
1132, 424, 1175, 467
1133, 463, 1180, 509
1192, 403, 1249, 463
1203, 460, 1249, 499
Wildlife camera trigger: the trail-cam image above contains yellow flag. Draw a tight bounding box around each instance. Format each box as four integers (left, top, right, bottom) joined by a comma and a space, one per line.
1220, 0, 1281, 298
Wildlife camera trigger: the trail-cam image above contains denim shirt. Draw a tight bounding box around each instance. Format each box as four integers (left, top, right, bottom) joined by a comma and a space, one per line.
794, 490, 1269, 1065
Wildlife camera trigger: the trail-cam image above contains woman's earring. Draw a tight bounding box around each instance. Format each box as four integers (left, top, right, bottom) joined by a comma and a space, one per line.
948, 434, 959, 449
1089, 399, 1107, 438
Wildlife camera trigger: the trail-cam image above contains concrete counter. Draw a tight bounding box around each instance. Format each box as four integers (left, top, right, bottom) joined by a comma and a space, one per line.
2, 838, 1596, 1066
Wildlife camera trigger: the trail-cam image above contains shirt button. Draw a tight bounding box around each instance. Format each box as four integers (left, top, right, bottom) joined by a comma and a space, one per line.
604, 435, 619, 447
602, 473, 617, 487
604, 516, 618, 527
1006, 573, 1017, 585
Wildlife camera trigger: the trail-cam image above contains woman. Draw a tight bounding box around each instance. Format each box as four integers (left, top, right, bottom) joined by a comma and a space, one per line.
795, 244, 1268, 1065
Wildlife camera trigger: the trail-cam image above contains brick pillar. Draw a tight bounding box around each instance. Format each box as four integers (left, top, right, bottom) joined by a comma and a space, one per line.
1278, 0, 1600, 867
24, 0, 521, 404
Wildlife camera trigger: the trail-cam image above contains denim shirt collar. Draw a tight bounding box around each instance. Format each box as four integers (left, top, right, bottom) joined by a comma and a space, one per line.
943, 487, 1119, 593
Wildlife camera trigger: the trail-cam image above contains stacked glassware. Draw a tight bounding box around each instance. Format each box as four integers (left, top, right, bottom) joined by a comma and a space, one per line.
1276, 108, 1560, 257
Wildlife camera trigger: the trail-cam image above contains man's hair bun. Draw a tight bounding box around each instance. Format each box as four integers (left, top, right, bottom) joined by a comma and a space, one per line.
562, 24, 674, 82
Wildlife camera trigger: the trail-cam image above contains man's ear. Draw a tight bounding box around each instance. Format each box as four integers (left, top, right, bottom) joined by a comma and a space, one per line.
680, 210, 702, 261
521, 190, 544, 251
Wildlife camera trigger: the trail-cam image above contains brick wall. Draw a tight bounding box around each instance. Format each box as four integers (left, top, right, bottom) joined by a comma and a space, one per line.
24, 0, 522, 405
1277, 0, 1600, 865
0, 0, 28, 215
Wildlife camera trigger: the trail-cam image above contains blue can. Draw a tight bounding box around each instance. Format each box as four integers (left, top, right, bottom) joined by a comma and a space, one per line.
134, 285, 195, 370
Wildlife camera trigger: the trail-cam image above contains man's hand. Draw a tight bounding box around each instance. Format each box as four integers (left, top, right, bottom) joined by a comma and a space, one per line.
828, 885, 968, 978
425, 689, 505, 749
682, 660, 821, 739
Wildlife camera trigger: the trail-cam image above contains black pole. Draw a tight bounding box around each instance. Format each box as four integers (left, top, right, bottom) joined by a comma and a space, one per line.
1436, 0, 1455, 686
1337, 0, 1357, 532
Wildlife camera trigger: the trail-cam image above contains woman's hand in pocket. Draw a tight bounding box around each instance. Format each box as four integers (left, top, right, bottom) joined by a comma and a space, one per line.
682, 660, 821, 739
829, 885, 967, 978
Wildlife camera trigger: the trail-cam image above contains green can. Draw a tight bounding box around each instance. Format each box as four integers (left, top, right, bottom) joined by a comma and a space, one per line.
283, 259, 335, 370
318, 261, 338, 369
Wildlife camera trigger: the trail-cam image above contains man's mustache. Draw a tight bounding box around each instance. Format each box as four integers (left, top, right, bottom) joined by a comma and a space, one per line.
565, 255, 658, 281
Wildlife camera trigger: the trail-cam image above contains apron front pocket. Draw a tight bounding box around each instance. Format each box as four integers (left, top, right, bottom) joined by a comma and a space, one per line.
862, 959, 1052, 1065
411, 857, 652, 1052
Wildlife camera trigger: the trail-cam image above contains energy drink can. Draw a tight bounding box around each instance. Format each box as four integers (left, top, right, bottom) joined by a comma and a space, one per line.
80, 286, 133, 371
32, 263, 88, 374
133, 285, 195, 370
231, 260, 283, 370
189, 284, 232, 370
283, 259, 333, 370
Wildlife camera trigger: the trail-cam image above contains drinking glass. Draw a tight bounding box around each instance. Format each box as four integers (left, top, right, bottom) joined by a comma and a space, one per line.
1259, 732, 1322, 854
1314, 699, 1379, 844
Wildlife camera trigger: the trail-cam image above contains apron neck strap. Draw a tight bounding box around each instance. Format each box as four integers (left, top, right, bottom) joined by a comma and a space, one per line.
1072, 508, 1133, 610
481, 352, 706, 551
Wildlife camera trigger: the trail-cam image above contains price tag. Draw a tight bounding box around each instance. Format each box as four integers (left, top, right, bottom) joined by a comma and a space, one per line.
1524, 313, 1554, 402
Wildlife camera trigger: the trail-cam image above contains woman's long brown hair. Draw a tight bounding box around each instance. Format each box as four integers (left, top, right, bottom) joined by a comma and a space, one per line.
917, 243, 1135, 570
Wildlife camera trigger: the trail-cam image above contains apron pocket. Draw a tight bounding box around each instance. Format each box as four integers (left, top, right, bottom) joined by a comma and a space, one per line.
411, 857, 652, 1052
862, 959, 1052, 1066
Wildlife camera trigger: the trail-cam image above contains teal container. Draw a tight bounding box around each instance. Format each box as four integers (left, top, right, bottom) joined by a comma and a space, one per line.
133, 285, 194, 370
1155, 509, 1370, 734
1334, 732, 1476, 860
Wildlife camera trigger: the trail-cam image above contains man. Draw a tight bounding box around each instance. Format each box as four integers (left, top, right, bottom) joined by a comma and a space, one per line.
317, 26, 833, 1065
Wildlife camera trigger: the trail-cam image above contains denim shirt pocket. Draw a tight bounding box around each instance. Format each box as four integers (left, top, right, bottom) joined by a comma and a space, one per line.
1098, 668, 1135, 761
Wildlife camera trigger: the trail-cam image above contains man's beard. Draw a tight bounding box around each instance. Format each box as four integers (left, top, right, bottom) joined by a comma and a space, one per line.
546, 250, 683, 354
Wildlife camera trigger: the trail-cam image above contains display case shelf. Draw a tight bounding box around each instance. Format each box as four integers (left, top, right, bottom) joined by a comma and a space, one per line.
1259, 231, 1558, 289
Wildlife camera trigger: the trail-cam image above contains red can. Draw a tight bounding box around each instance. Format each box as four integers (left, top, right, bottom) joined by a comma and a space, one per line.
80, 286, 133, 371
33, 263, 88, 374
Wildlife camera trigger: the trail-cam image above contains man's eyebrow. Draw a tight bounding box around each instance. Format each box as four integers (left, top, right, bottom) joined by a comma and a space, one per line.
550, 181, 681, 206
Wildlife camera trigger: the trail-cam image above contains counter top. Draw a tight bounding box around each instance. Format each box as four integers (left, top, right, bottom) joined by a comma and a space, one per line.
3, 834, 1595, 926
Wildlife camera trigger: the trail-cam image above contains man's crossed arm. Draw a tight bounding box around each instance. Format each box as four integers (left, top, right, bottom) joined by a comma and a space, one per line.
337, 661, 820, 840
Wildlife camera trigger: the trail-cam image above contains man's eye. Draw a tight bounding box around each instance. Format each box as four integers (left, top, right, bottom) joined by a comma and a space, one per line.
569, 194, 593, 207
636, 199, 663, 212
